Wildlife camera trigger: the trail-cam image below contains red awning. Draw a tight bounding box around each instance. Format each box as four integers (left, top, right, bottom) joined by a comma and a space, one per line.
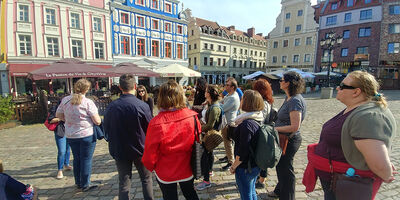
8, 64, 49, 76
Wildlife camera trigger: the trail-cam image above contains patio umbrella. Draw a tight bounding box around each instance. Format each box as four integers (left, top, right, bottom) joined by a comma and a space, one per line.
243, 71, 266, 80
156, 64, 201, 77
313, 71, 342, 77
28, 58, 116, 80
109, 62, 160, 77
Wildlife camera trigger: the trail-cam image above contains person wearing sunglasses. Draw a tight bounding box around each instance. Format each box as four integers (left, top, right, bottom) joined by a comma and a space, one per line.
137, 85, 154, 117
268, 71, 306, 200
303, 70, 396, 200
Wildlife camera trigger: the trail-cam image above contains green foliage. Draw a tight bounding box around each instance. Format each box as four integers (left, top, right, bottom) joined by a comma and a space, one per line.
0, 96, 14, 124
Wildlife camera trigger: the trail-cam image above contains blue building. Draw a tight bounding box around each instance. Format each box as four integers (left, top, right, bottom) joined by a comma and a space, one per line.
110, 0, 188, 85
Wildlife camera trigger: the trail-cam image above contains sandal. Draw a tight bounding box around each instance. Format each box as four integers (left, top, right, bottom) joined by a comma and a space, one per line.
267, 191, 279, 198
64, 165, 73, 171
56, 171, 64, 179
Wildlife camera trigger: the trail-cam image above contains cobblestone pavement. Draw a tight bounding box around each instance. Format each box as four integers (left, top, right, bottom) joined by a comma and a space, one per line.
1, 90, 400, 200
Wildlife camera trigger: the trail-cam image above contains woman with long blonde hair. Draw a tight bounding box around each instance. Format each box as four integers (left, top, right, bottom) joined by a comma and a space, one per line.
56, 79, 101, 192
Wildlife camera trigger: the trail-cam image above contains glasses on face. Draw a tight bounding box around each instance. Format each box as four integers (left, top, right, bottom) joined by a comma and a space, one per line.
279, 79, 285, 82
339, 82, 357, 90
138, 90, 145, 93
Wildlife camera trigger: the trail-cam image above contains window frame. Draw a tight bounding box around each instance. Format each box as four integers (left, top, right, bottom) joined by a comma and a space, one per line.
177, 24, 183, 34
357, 46, 369, 55
151, 40, 160, 57
164, 2, 172, 13
19, 4, 29, 22
136, 0, 145, 6
165, 42, 172, 58
389, 24, 400, 34
344, 13, 352, 23
388, 42, 400, 54
348, 0, 353, 7
296, 24, 302, 31
47, 37, 59, 57
282, 55, 287, 63
298, 10, 303, 17
294, 38, 301, 46
343, 30, 350, 39
70, 12, 81, 29
71, 39, 83, 58
285, 27, 290, 33
341, 48, 348, 57
286, 13, 291, 19
177, 43, 183, 59
360, 9, 372, 20
304, 54, 311, 62
18, 35, 32, 56
120, 12, 130, 25
326, 16, 337, 26
389, 5, 400, 15
137, 38, 146, 56
358, 27, 371, 37
136, 15, 145, 28
152, 19, 159, 30
164, 22, 172, 33
45, 8, 56, 25
272, 56, 277, 63
151, 0, 159, 10
283, 40, 288, 47
94, 42, 104, 59
93, 17, 102, 32
120, 36, 130, 55
306, 37, 312, 45
273, 41, 278, 48
293, 55, 299, 63
331, 3, 338, 10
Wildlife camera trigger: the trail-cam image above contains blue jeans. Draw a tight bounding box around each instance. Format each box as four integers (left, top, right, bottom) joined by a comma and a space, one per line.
235, 167, 260, 200
67, 136, 96, 188
55, 133, 71, 170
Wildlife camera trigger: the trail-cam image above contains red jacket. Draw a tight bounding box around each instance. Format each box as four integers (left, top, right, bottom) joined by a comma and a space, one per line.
142, 108, 201, 183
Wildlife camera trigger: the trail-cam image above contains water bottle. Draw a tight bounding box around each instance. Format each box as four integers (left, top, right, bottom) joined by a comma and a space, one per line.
345, 168, 355, 177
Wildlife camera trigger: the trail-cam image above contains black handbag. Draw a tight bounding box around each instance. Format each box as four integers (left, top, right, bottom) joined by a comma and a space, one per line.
332, 173, 374, 200
190, 116, 204, 180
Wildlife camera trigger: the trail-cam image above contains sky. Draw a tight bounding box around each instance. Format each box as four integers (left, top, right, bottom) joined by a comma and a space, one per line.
179, 0, 318, 36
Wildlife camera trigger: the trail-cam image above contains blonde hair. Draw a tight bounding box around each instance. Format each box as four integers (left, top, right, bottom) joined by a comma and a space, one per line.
0, 159, 3, 173
348, 70, 387, 108
157, 80, 187, 110
241, 90, 265, 112
71, 79, 91, 105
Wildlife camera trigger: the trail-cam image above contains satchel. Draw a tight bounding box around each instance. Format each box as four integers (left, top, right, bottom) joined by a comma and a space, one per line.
332, 173, 373, 200
191, 116, 204, 180
203, 130, 223, 152
278, 133, 289, 155
44, 114, 58, 131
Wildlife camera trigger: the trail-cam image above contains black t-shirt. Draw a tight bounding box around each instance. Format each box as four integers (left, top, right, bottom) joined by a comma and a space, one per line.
233, 119, 260, 169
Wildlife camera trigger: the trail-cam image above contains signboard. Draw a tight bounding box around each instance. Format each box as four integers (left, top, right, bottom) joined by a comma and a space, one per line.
354, 54, 369, 61
361, 61, 370, 65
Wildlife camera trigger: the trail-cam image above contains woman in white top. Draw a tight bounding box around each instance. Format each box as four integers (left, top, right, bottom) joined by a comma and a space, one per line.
56, 79, 101, 192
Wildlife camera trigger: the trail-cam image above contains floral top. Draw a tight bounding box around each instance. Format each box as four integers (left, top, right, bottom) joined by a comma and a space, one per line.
56, 95, 98, 139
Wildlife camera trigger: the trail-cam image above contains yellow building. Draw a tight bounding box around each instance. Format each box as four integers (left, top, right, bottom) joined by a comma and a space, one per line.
267, 0, 318, 72
187, 11, 267, 84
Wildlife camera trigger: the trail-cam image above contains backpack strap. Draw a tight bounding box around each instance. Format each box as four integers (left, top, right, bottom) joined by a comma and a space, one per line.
247, 119, 262, 173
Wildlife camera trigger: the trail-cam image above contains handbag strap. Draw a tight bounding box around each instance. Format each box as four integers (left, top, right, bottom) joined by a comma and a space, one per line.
193, 116, 200, 142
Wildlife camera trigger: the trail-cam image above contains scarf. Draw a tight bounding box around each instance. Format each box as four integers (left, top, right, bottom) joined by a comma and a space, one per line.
231, 111, 264, 127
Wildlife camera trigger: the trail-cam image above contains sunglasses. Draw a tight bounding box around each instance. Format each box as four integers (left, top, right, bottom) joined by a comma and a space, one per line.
138, 90, 145, 93
279, 79, 286, 82
339, 82, 357, 90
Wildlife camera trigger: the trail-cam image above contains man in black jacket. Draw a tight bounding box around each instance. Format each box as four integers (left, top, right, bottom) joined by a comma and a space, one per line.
104, 74, 154, 200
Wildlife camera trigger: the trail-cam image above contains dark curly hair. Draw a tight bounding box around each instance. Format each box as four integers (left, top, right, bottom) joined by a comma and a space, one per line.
206, 85, 220, 102
253, 79, 274, 104
283, 71, 305, 96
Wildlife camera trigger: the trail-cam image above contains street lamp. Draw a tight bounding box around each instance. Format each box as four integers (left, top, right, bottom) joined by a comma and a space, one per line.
320, 31, 343, 87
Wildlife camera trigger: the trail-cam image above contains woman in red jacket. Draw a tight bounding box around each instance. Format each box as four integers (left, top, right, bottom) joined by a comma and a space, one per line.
142, 80, 200, 200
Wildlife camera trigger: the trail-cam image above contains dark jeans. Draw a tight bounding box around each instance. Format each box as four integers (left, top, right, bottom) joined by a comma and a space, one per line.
115, 158, 154, 200
320, 179, 336, 200
67, 136, 96, 188
201, 150, 214, 182
157, 179, 199, 200
273, 134, 302, 200
55, 133, 71, 170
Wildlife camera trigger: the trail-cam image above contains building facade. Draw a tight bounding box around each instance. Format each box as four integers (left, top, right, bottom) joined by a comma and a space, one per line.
110, 0, 188, 86
267, 0, 318, 72
187, 14, 267, 84
2, 0, 113, 95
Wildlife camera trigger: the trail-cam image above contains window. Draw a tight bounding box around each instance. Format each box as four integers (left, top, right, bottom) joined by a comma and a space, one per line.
177, 25, 183, 34
239, 60, 242, 68
204, 57, 207, 66
286, 13, 291, 19
165, 22, 171, 32
389, 24, 400, 34
388, 43, 400, 54
210, 58, 213, 66
121, 36, 130, 55
137, 38, 145, 56
70, 13, 80, 28
326, 16, 337, 26
296, 25, 302, 31
255, 51, 257, 56
94, 42, 104, 59
343, 30, 350, 39
365, 0, 371, 3
217, 58, 221, 66
245, 49, 247, 55
165, 2, 172, 13
283, 40, 288, 47
194, 57, 197, 65
304, 54, 311, 62
93, 17, 102, 32
233, 60, 236, 67
152, 19, 159, 30
240, 49, 243, 54
341, 48, 348, 57
69, 0, 78, 2
165, 42, 171, 58
389, 5, 400, 15
273, 41, 278, 48
223, 46, 226, 52
136, 0, 145, 6
152, 0, 159, 9
188, 45, 191, 50
71, 40, 83, 58
137, 16, 144, 28
348, 0, 353, 7
152, 40, 159, 57
293, 55, 299, 63
359, 27, 371, 37
233, 48, 237, 53
294, 38, 300, 46
360, 9, 372, 20
306, 37, 312, 45
344, 13, 352, 22
210, 44, 214, 50
223, 59, 226, 66
177, 44, 183, 59
282, 56, 287, 63
47, 37, 59, 56
194, 43, 197, 49
298, 10, 303, 16
244, 61, 247, 68
19, 5, 29, 22
120, 12, 129, 25
218, 45, 222, 51
204, 43, 208, 49
285, 27, 290, 33
357, 47, 368, 54
331, 3, 338, 10
45, 8, 56, 25
19, 35, 32, 55
272, 56, 277, 63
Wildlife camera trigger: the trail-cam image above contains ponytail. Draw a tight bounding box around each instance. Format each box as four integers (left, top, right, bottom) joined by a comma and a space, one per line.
71, 79, 91, 105
374, 92, 388, 108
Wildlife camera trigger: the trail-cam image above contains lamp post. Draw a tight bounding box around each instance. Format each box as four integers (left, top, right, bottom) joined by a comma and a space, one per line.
320, 31, 343, 88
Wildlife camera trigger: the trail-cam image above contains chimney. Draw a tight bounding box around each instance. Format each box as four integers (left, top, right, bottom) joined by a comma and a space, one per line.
256, 33, 263, 37
227, 25, 235, 31
247, 27, 255, 37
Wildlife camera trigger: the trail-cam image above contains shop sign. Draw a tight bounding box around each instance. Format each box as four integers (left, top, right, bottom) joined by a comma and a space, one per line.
354, 54, 369, 61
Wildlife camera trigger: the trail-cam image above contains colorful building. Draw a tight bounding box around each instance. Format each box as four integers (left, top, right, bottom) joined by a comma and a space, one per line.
110, 0, 188, 86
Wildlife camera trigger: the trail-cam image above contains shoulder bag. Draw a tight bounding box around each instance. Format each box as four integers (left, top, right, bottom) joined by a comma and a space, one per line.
190, 116, 204, 180
44, 114, 58, 131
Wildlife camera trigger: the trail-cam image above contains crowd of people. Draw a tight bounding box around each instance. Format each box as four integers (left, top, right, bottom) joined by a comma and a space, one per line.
0, 70, 397, 200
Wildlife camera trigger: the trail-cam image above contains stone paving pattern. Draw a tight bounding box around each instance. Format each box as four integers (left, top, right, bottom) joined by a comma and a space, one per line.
1, 91, 400, 200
